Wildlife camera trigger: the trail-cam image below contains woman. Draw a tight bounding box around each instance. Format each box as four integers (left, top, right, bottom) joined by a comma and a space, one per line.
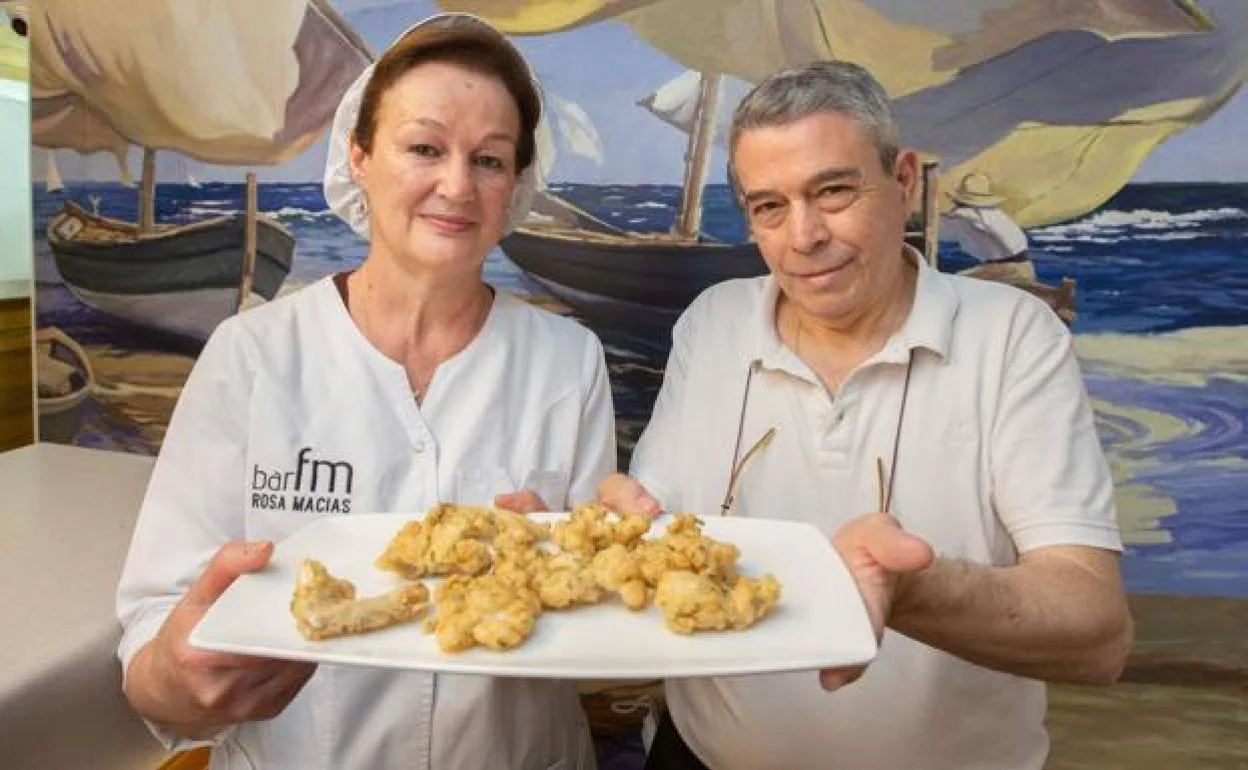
116, 13, 614, 770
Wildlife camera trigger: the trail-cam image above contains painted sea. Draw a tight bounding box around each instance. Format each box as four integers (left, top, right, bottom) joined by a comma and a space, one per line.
31, 181, 1248, 602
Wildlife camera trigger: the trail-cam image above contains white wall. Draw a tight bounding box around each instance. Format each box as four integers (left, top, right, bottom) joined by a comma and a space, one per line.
0, 77, 31, 300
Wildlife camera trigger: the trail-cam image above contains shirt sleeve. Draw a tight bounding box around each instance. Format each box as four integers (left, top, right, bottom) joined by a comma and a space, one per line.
627, 308, 695, 513
114, 318, 254, 751
566, 332, 618, 506
989, 300, 1122, 554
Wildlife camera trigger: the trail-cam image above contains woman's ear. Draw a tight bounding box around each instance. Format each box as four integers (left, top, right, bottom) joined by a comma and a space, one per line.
348, 130, 369, 187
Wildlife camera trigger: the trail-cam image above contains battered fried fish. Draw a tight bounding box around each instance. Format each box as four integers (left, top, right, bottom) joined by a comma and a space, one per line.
290, 559, 430, 641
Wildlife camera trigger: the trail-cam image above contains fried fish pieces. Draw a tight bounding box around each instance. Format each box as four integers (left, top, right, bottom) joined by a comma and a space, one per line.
654, 570, 781, 635
530, 550, 605, 609
589, 543, 650, 610
290, 559, 430, 641
426, 573, 544, 652
374, 504, 497, 578
634, 513, 741, 586
375, 504, 552, 580
550, 503, 652, 558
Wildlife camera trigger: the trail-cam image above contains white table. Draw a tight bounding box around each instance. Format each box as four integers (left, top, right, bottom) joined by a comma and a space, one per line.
0, 442, 169, 770
0, 279, 30, 301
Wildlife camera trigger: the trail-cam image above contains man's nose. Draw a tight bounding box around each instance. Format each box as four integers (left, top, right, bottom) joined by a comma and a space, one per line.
789, 202, 830, 254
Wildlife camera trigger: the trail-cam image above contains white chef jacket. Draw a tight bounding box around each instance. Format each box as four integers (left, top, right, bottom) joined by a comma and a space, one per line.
630, 249, 1122, 770
116, 276, 615, 770
942, 205, 1029, 262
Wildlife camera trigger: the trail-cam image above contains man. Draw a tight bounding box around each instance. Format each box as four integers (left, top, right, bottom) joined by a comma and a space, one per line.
600, 60, 1132, 770
942, 171, 1038, 284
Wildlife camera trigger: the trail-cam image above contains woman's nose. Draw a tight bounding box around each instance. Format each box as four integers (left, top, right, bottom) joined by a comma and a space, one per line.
437, 155, 475, 202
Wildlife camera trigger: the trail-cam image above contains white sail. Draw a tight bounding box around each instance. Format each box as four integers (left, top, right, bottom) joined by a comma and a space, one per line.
534, 111, 558, 188
176, 156, 203, 188
29, 0, 371, 167
532, 90, 606, 186
638, 70, 753, 150
45, 151, 63, 192
550, 94, 605, 166
450, 0, 1244, 227
446, 0, 1209, 94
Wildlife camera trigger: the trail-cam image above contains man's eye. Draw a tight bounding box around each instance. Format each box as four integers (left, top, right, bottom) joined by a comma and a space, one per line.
819, 185, 853, 198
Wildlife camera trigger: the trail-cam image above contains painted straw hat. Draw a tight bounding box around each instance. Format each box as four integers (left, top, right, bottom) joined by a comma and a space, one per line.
950, 171, 1005, 207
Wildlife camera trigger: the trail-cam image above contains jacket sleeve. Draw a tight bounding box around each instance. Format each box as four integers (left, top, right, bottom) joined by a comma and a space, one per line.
114, 318, 254, 750
567, 331, 618, 506
627, 307, 695, 512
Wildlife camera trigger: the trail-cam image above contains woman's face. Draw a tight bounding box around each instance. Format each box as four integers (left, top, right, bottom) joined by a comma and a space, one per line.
350, 60, 521, 279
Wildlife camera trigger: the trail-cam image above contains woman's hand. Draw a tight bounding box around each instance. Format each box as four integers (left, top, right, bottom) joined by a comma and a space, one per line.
494, 489, 548, 514
124, 542, 318, 739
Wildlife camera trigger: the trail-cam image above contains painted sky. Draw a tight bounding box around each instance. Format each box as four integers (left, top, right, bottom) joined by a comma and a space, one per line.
45, 0, 1248, 187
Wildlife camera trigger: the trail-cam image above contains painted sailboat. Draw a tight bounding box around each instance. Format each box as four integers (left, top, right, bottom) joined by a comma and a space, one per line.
504, 70, 774, 327
28, 0, 372, 343
445, 0, 1246, 325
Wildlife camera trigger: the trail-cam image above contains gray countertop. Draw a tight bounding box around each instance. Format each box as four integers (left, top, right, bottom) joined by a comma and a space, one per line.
0, 442, 170, 770
0, 278, 31, 301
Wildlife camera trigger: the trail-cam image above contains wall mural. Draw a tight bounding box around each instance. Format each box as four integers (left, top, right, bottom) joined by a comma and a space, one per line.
17, 1, 1247, 767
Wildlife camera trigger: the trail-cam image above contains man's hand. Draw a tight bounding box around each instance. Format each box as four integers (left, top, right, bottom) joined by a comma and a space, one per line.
819, 513, 934, 691
596, 473, 662, 518
125, 542, 318, 739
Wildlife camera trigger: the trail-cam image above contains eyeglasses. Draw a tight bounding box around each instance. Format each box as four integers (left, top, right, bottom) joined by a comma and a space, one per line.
719, 351, 916, 516
720, 360, 774, 515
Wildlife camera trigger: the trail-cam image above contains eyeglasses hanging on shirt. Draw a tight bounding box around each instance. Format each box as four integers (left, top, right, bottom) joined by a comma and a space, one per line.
719, 350, 916, 516
720, 360, 773, 515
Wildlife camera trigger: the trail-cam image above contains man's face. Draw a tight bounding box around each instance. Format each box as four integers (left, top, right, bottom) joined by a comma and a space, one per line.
734, 112, 918, 326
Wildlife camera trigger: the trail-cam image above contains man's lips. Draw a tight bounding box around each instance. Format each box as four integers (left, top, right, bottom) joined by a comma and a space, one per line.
792, 259, 852, 284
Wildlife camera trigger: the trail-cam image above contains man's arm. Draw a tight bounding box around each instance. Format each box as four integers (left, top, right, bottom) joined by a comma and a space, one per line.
890, 299, 1131, 685
888, 545, 1132, 684
822, 299, 1132, 690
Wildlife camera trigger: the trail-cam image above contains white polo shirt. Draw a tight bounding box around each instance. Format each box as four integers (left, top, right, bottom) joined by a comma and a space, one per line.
116, 277, 614, 770
630, 250, 1121, 770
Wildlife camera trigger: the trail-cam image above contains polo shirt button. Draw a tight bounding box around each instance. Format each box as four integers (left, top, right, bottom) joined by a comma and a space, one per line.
413, 440, 426, 453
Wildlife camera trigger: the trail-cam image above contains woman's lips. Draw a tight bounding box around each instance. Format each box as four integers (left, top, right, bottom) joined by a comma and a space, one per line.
423, 213, 476, 234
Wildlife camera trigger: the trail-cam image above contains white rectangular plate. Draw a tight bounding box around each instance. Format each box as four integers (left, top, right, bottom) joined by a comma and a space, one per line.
190, 512, 877, 679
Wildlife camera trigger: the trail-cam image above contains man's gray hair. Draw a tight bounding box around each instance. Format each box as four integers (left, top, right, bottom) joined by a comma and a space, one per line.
727, 60, 900, 187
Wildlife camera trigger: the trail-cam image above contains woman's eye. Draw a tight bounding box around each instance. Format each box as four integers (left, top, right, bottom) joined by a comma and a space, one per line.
409, 144, 439, 157
475, 154, 506, 171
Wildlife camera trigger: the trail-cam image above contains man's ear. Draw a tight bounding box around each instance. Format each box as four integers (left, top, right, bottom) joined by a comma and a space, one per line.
893, 148, 919, 208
